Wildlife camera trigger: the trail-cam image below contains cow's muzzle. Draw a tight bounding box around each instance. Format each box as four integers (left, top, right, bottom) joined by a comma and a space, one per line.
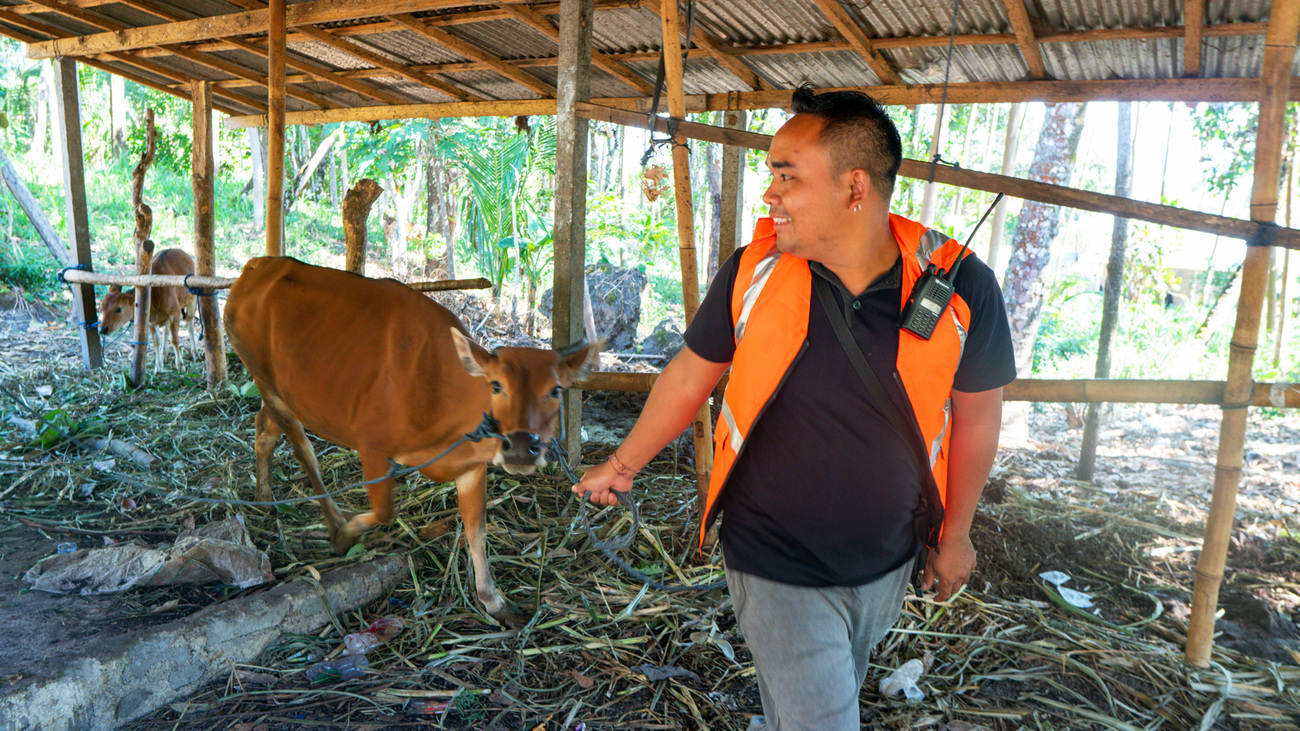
498, 431, 548, 474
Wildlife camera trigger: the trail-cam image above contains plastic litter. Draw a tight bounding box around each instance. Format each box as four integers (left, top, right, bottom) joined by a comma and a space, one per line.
879, 658, 925, 702
303, 653, 369, 683
343, 616, 405, 656
55, 542, 78, 554
24, 515, 272, 595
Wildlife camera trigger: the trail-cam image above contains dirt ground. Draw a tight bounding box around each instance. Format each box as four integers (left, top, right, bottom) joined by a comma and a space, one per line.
2, 290, 1299, 730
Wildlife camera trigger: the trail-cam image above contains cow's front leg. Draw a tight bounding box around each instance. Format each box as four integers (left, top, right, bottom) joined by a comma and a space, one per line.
455, 464, 527, 627
335, 450, 395, 554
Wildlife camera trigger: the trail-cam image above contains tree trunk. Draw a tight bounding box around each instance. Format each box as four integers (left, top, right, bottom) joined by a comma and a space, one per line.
291, 129, 341, 202
1000, 102, 1088, 443
329, 146, 338, 209
987, 102, 1024, 273
110, 74, 128, 158
919, 104, 951, 228
706, 118, 722, 284
1078, 101, 1133, 481
248, 127, 265, 231
342, 178, 382, 275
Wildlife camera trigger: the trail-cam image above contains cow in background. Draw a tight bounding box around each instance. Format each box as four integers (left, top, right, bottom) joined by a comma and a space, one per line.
223, 257, 601, 626
98, 247, 198, 373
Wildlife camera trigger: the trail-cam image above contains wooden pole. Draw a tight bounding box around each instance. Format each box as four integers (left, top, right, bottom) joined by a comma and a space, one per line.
554, 0, 594, 460
718, 109, 746, 267
660, 0, 714, 523
191, 80, 228, 390
52, 56, 101, 370
266, 0, 286, 256
573, 371, 1300, 408
1186, 0, 1300, 667
342, 178, 383, 274
128, 110, 157, 389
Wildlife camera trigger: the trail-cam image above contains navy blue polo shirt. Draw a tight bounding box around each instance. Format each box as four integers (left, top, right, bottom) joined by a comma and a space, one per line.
685, 248, 1016, 587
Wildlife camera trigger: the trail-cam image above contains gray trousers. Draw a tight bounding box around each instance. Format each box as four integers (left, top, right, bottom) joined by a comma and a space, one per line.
728, 559, 914, 731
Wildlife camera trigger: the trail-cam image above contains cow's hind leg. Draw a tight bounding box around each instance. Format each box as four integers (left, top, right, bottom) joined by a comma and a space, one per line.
333, 451, 397, 554
253, 403, 282, 504
450, 463, 527, 627
260, 394, 347, 543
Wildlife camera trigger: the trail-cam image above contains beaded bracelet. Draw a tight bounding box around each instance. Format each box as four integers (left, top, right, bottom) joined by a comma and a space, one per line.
608, 450, 637, 479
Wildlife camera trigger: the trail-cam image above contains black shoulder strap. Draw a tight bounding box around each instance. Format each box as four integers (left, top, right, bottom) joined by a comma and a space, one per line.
812, 275, 944, 549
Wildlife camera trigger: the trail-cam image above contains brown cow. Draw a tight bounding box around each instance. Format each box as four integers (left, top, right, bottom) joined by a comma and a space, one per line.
98, 247, 197, 373
223, 257, 600, 626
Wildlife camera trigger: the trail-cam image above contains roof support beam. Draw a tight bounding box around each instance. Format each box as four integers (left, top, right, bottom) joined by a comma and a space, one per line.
294, 24, 479, 101
1186, 0, 1300, 668
224, 77, 1300, 130
24, 0, 478, 59
1001, 0, 1048, 79
498, 3, 653, 95
807, 0, 900, 85
1185, 0, 1205, 77
641, 0, 772, 91
386, 12, 555, 97
28, 0, 329, 109
0, 7, 265, 113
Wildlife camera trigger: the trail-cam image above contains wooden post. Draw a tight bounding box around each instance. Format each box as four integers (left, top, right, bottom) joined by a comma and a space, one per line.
266, 0, 287, 256
0, 146, 71, 267
1186, 0, 1300, 667
191, 80, 228, 390
718, 109, 746, 266
343, 178, 384, 275
554, 0, 595, 460
53, 57, 102, 370
129, 111, 157, 389
660, 0, 715, 520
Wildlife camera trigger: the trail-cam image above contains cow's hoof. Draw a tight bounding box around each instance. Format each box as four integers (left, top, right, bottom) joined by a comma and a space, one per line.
490, 606, 532, 629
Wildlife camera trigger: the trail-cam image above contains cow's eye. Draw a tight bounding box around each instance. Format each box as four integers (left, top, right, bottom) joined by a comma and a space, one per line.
550, 386, 563, 399
116, 307, 122, 313
491, 380, 503, 394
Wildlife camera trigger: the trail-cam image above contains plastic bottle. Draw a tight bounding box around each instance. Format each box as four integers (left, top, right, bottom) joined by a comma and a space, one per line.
879, 658, 925, 702
343, 616, 405, 656
302, 653, 369, 682
55, 542, 78, 554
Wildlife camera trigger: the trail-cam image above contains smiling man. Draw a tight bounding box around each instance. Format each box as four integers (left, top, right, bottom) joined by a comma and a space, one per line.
575, 86, 1015, 730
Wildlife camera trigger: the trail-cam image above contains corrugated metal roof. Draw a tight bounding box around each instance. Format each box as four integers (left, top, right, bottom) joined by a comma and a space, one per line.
0, 0, 1291, 117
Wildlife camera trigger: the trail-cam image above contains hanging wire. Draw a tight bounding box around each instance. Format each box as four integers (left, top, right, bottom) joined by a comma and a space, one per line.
927, 0, 963, 185
641, 0, 697, 167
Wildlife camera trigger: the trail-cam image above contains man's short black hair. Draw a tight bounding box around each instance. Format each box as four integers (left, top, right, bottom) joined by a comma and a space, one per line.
790, 85, 902, 201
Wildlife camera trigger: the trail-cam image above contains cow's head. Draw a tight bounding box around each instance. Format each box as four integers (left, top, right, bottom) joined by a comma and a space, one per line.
98, 285, 136, 335
451, 329, 603, 475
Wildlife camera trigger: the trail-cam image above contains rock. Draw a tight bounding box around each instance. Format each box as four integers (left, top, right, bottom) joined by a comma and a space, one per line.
640, 318, 684, 363
540, 264, 647, 352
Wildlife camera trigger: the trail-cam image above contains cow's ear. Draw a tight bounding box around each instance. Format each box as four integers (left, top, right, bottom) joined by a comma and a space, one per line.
558, 336, 605, 384
109, 285, 122, 293
450, 328, 492, 377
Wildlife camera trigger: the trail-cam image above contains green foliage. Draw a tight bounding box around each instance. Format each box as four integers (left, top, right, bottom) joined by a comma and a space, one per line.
0, 239, 58, 297
1191, 103, 1257, 197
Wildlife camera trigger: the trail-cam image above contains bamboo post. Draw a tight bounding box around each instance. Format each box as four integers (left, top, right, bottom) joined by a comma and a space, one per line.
266, 0, 286, 256
191, 80, 227, 390
1186, 0, 1300, 667
553, 0, 595, 460
53, 57, 102, 370
128, 110, 157, 389
343, 178, 383, 275
660, 0, 715, 524
718, 109, 746, 267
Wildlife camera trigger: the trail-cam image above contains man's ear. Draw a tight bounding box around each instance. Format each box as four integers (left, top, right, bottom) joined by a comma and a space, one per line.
450, 328, 493, 377
848, 168, 872, 210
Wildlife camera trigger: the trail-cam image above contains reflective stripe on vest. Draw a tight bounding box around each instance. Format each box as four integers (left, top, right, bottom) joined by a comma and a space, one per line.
701, 214, 972, 548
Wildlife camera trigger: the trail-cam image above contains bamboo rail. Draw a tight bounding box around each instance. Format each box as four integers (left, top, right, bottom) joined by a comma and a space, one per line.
573, 372, 1300, 408
59, 270, 491, 293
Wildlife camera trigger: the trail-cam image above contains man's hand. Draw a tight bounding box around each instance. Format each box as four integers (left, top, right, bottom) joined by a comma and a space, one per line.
921, 532, 976, 602
572, 456, 634, 506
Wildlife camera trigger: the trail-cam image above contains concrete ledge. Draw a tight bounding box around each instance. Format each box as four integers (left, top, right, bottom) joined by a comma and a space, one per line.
0, 553, 408, 731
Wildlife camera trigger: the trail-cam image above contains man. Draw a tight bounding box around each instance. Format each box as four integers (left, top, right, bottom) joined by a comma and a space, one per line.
574, 87, 1015, 730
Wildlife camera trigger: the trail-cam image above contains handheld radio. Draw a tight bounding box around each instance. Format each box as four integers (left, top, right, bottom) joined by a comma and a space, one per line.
899, 193, 1004, 340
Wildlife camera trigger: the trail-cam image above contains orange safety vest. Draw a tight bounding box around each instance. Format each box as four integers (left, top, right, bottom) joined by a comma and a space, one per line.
702, 214, 974, 548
